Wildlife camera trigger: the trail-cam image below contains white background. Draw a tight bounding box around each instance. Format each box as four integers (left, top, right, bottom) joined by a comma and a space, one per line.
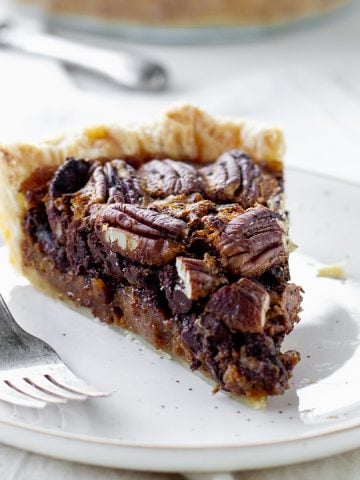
0, 0, 360, 478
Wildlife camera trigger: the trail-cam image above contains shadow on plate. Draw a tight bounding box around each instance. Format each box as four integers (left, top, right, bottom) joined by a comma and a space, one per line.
291, 305, 359, 385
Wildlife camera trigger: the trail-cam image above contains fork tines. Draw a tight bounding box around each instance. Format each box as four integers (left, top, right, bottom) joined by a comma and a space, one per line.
0, 364, 109, 409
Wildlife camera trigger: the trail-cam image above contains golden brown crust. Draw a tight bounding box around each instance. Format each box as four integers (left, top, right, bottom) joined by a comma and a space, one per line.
0, 103, 284, 277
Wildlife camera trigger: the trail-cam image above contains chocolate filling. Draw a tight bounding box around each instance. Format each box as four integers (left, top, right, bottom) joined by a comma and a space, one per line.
21, 150, 302, 400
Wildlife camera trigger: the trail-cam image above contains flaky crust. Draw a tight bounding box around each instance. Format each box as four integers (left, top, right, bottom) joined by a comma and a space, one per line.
0, 104, 284, 277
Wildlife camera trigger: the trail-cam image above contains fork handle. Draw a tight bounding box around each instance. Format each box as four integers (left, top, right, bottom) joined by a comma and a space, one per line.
0, 293, 25, 338
1, 26, 168, 91
0, 293, 57, 369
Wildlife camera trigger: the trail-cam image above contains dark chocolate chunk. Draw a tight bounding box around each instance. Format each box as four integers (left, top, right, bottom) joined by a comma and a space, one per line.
50, 158, 91, 198
24, 205, 68, 271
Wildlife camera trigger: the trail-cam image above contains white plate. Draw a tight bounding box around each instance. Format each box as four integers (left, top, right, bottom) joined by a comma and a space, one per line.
0, 168, 360, 473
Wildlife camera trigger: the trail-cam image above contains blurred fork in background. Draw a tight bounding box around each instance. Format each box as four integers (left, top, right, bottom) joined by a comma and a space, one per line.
0, 17, 169, 91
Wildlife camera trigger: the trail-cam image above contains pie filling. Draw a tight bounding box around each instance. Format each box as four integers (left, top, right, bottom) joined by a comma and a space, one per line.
21, 150, 302, 401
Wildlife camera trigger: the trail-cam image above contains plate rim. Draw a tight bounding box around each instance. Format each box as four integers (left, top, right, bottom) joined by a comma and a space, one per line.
1, 409, 360, 450
1, 415, 360, 472
286, 165, 360, 190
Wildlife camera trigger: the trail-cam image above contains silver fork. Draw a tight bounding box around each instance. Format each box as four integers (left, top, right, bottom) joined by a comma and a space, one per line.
0, 294, 109, 408
0, 19, 169, 91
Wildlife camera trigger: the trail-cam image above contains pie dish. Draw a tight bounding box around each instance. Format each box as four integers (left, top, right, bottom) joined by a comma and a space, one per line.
0, 104, 302, 405
16, 0, 348, 27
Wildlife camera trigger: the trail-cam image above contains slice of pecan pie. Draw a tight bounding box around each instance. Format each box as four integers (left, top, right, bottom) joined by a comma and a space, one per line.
0, 105, 302, 405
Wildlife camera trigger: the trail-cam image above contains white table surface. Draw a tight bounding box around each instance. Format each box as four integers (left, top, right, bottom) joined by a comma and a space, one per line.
1, 1, 360, 478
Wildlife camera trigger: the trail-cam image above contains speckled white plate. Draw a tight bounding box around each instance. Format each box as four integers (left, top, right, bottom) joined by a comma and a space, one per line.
0, 168, 360, 473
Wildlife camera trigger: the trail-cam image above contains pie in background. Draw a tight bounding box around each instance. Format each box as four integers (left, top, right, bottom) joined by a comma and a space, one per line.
16, 0, 348, 27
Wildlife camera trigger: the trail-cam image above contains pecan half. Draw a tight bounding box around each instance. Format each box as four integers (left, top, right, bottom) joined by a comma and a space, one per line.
215, 206, 288, 277
204, 278, 270, 334
103, 160, 143, 204
175, 255, 225, 301
139, 159, 203, 197
200, 150, 261, 207
97, 204, 188, 266
75, 159, 143, 208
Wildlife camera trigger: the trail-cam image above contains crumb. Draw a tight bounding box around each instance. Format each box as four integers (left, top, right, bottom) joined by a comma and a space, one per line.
317, 263, 346, 280
302, 378, 317, 385
212, 384, 221, 395
159, 351, 171, 360
288, 239, 298, 252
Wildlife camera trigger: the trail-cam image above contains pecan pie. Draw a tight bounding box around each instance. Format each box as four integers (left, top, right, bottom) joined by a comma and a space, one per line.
0, 105, 302, 405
